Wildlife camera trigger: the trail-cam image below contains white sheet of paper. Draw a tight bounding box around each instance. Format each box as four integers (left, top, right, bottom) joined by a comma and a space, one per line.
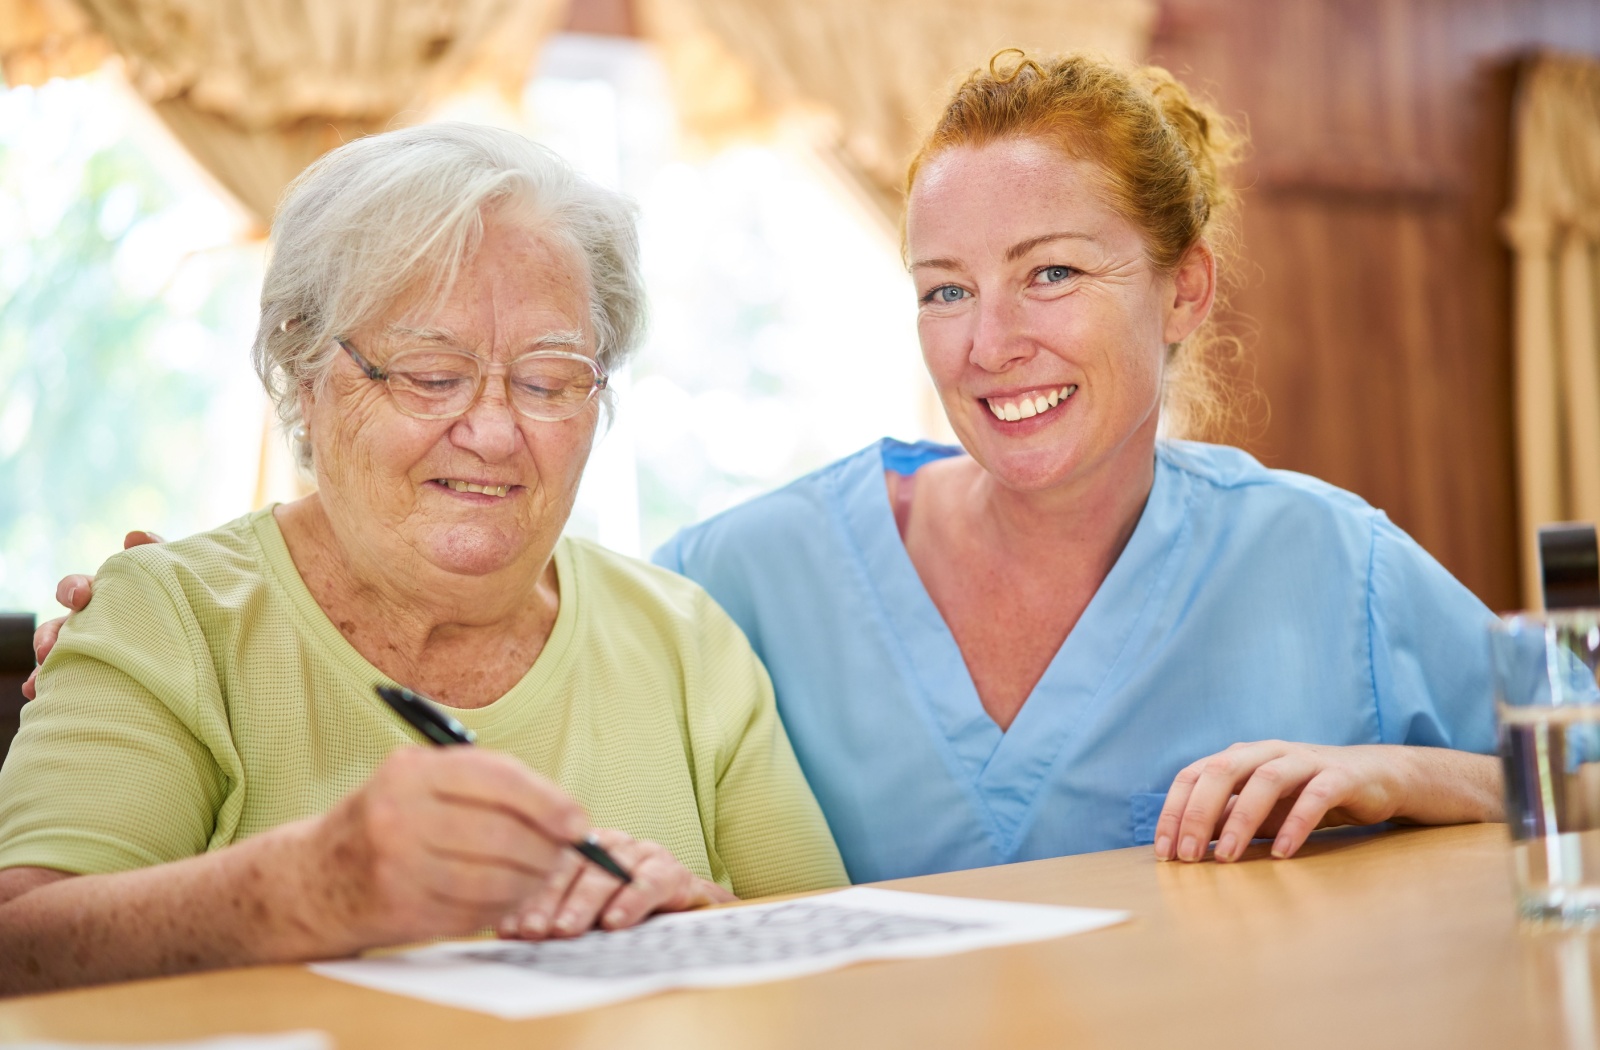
309, 887, 1129, 1019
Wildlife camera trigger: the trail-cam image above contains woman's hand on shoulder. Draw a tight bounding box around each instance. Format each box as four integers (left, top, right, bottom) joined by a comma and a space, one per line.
23, 531, 163, 700
497, 828, 734, 941
1152, 740, 1503, 864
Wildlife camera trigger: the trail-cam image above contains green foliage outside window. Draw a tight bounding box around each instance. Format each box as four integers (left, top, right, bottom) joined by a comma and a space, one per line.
0, 76, 262, 620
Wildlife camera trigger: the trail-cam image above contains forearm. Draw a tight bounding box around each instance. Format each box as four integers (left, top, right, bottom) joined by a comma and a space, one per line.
1393, 747, 1505, 826
0, 817, 348, 996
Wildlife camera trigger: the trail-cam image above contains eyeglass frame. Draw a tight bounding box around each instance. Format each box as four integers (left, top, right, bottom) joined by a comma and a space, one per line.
336, 337, 609, 422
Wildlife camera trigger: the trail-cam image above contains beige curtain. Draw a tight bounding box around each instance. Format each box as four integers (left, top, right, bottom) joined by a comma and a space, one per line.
4, 0, 572, 505
3, 0, 571, 223
1503, 54, 1600, 608
640, 0, 1157, 233
0, 0, 110, 84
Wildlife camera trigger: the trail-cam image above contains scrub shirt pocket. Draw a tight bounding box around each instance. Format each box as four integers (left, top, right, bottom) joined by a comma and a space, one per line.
1129, 792, 1168, 847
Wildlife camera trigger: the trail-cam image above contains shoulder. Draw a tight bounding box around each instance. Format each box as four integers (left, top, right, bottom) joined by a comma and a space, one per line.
38, 513, 279, 722
565, 535, 716, 613
655, 439, 911, 575
562, 536, 747, 650
1158, 441, 1385, 551
92, 510, 274, 613
663, 443, 878, 554
561, 537, 774, 730
1158, 441, 1480, 611
1159, 440, 1378, 517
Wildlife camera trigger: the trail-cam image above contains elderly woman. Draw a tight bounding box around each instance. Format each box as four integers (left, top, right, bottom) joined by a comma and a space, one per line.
652, 53, 1503, 881
0, 122, 844, 994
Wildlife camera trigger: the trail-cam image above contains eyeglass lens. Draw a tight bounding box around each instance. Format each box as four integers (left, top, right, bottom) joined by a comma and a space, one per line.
384, 350, 601, 421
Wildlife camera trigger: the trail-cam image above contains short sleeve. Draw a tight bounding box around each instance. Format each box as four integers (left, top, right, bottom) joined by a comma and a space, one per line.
1367, 516, 1498, 754
0, 553, 231, 874
685, 591, 847, 897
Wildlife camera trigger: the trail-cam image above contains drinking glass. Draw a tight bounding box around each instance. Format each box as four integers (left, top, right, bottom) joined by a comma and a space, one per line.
1491, 611, 1600, 925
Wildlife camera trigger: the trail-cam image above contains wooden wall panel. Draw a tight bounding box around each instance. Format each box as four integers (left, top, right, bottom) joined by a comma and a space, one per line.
1149, 0, 1600, 610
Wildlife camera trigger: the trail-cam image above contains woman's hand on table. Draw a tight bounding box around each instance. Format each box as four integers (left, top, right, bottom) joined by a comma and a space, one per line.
22, 531, 162, 700
497, 827, 734, 941
1152, 740, 1504, 864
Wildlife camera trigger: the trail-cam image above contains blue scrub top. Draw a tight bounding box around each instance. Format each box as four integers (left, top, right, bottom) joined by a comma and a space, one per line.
653, 438, 1498, 883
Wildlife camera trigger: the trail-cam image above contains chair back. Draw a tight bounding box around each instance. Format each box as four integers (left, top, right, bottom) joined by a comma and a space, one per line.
1539, 523, 1600, 611
0, 613, 35, 763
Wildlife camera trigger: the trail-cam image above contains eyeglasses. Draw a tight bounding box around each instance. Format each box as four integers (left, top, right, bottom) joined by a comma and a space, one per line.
338, 338, 608, 423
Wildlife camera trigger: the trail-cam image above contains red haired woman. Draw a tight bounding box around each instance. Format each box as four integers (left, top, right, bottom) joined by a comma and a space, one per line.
655, 52, 1501, 881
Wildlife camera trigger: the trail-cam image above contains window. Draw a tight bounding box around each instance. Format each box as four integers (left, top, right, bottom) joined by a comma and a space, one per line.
0, 35, 941, 617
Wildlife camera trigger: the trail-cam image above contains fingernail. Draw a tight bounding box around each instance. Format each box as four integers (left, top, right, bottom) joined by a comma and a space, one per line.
1272, 836, 1293, 859
604, 908, 625, 927
521, 913, 547, 937
554, 915, 576, 935
1154, 835, 1172, 860
65, 585, 78, 606
1178, 835, 1200, 862
1216, 834, 1237, 862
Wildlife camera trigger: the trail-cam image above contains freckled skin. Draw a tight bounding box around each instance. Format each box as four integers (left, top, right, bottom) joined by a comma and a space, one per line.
900, 139, 1212, 731
911, 144, 1176, 495
280, 219, 598, 709
898, 138, 1502, 861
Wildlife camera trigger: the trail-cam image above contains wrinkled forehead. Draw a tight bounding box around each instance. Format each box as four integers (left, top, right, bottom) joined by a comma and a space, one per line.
377, 321, 589, 356
376, 217, 597, 358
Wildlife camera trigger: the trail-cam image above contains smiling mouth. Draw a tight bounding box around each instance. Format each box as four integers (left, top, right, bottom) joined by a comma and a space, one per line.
984, 385, 1078, 421
432, 478, 515, 498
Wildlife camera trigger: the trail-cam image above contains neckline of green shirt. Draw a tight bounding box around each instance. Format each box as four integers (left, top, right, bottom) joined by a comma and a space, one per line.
246, 506, 582, 735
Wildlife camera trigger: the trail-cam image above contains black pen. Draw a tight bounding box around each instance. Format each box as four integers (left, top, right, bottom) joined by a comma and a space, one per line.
374, 683, 633, 884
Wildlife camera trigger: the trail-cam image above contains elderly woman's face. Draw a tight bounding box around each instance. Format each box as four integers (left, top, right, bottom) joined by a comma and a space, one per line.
906, 137, 1209, 493
302, 220, 598, 578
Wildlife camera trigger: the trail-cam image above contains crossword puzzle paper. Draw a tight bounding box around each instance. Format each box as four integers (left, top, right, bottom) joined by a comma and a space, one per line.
309, 888, 1129, 1019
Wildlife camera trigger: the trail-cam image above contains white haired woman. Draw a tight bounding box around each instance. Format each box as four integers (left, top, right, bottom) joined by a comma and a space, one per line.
0, 123, 844, 994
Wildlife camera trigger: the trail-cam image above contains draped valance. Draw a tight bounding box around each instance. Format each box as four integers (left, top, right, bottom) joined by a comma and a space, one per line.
3, 0, 1155, 230
2, 0, 569, 221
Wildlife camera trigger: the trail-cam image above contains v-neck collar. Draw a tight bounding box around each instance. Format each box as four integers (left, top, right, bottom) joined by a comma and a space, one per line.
833, 438, 1194, 858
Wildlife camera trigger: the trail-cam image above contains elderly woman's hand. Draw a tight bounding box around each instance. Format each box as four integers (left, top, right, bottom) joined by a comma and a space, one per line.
307, 746, 592, 948
22, 531, 162, 700
498, 827, 734, 940
1152, 740, 1503, 864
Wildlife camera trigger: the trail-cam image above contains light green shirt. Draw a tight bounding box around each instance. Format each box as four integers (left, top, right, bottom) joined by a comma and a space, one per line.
0, 509, 846, 898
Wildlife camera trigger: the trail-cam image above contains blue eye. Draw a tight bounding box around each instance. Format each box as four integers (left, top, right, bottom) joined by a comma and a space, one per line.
1040, 266, 1075, 283
923, 284, 969, 304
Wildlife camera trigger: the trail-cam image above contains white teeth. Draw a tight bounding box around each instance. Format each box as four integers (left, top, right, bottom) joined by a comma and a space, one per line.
984, 385, 1078, 423
442, 479, 510, 497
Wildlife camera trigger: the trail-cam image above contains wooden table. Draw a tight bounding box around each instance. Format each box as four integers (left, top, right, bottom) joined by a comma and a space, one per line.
0, 824, 1592, 1049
